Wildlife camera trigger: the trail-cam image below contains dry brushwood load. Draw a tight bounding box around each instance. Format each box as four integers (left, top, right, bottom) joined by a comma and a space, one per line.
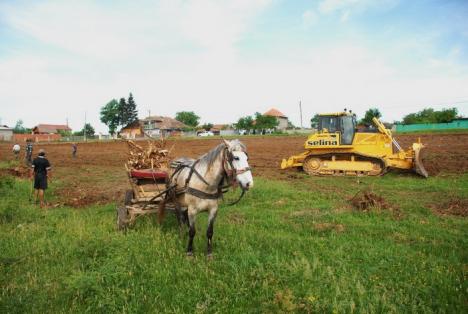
126, 139, 174, 170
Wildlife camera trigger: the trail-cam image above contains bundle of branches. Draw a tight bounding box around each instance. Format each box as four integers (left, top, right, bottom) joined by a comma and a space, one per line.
126, 139, 173, 170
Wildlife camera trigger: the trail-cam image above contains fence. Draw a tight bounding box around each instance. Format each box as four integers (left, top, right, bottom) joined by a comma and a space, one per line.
285, 129, 315, 135
395, 119, 468, 132
13, 134, 62, 142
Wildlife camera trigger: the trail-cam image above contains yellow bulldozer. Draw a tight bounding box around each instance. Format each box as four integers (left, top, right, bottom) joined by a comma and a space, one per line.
281, 111, 428, 177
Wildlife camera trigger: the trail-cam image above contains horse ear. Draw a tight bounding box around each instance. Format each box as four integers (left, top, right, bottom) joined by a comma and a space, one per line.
222, 138, 230, 147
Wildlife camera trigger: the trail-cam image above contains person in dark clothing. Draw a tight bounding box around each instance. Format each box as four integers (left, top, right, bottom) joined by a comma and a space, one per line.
72, 143, 77, 158
30, 149, 52, 208
25, 140, 33, 165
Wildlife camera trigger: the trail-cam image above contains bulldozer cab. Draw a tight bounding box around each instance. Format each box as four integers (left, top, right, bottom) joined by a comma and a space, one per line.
318, 113, 356, 145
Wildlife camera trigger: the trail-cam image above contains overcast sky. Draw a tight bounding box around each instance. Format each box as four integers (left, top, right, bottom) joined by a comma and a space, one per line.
1, 0, 467, 133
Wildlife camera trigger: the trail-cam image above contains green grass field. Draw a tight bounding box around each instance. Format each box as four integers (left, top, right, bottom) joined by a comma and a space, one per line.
0, 173, 467, 313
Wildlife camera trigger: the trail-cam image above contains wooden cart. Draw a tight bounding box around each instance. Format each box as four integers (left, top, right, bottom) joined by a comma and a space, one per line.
116, 166, 174, 230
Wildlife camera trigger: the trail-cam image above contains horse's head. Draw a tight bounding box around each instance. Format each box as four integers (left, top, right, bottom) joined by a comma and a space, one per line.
224, 139, 253, 190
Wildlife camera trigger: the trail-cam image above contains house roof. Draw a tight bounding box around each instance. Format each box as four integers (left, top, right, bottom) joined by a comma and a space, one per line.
120, 120, 142, 131
143, 116, 188, 129
33, 124, 71, 133
0, 125, 13, 131
264, 108, 287, 118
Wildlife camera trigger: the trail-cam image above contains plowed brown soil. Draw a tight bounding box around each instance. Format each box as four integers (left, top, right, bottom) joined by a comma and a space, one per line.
1, 133, 467, 206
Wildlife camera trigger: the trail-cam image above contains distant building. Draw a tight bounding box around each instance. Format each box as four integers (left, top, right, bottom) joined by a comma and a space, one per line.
0, 125, 13, 141
142, 116, 188, 137
264, 108, 288, 130
120, 120, 144, 139
120, 116, 189, 139
33, 124, 71, 134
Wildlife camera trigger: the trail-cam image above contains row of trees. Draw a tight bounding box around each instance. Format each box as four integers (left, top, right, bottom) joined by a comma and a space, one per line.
100, 93, 139, 135
310, 107, 459, 128
401, 107, 458, 124
173, 112, 217, 131
173, 111, 280, 133
235, 112, 278, 131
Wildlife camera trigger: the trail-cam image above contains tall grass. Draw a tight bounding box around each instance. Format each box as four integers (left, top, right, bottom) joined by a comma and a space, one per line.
0, 174, 467, 313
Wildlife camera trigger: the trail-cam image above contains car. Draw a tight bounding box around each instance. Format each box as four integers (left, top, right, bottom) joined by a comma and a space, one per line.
197, 131, 214, 137
238, 129, 247, 135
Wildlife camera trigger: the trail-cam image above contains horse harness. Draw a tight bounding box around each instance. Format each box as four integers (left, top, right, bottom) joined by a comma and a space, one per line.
168, 147, 251, 204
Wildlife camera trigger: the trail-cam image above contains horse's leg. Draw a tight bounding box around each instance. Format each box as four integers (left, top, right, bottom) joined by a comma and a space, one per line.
186, 207, 196, 256
206, 207, 218, 257
184, 209, 189, 226
174, 201, 182, 227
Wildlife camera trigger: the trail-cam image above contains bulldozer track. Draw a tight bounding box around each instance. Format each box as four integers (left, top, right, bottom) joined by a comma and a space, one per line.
303, 153, 386, 177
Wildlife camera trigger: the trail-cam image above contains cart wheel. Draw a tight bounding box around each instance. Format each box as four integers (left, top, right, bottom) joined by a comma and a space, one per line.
125, 190, 134, 205
117, 206, 129, 231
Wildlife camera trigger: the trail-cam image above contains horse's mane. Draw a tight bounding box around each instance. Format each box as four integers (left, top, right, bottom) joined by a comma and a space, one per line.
199, 140, 246, 170
199, 143, 227, 170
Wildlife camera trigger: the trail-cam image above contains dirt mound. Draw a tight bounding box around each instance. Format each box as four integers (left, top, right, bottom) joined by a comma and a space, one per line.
350, 190, 391, 210
431, 198, 468, 217
0, 165, 30, 178
350, 189, 401, 218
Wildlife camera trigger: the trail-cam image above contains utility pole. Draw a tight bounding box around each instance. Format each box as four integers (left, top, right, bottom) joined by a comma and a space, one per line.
299, 100, 303, 129
84, 111, 87, 142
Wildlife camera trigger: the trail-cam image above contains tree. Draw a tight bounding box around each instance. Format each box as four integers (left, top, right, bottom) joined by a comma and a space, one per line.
13, 120, 28, 134
175, 111, 200, 127
201, 123, 213, 131
360, 108, 381, 125
74, 123, 95, 137
310, 114, 320, 128
235, 116, 254, 130
118, 94, 139, 127
100, 99, 120, 135
120, 93, 138, 126
58, 129, 72, 137
402, 107, 458, 124
83, 123, 95, 137
254, 112, 278, 130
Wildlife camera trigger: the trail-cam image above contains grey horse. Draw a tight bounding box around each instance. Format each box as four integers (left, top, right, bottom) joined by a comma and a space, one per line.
160, 139, 253, 257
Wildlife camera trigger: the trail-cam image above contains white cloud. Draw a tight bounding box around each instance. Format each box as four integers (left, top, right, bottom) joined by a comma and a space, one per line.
0, 0, 467, 132
302, 9, 318, 28
318, 0, 399, 20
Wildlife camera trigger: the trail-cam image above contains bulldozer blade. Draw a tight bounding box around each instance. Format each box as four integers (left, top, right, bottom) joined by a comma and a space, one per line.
281, 158, 292, 169
413, 144, 429, 178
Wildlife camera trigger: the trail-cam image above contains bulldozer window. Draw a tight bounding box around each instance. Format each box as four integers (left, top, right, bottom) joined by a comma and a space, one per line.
341, 116, 355, 145
320, 117, 338, 133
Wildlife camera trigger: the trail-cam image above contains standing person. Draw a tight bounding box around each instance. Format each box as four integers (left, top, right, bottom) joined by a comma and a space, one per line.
12, 143, 21, 160
72, 143, 77, 158
30, 149, 52, 208
25, 139, 33, 165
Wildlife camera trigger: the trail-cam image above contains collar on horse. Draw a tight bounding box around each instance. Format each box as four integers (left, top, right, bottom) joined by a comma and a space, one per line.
169, 146, 250, 205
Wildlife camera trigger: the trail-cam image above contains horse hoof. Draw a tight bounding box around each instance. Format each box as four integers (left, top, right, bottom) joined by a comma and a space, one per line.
186, 252, 194, 257
206, 253, 213, 260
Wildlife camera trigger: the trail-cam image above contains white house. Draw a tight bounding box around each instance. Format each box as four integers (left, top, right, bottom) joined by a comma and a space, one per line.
0, 125, 13, 141
264, 108, 289, 130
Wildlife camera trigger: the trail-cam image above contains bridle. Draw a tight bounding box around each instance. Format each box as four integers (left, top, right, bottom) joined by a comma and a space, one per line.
222, 147, 251, 187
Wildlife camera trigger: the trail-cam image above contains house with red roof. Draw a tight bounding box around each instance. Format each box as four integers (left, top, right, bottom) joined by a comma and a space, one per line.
32, 124, 72, 134
264, 108, 288, 130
